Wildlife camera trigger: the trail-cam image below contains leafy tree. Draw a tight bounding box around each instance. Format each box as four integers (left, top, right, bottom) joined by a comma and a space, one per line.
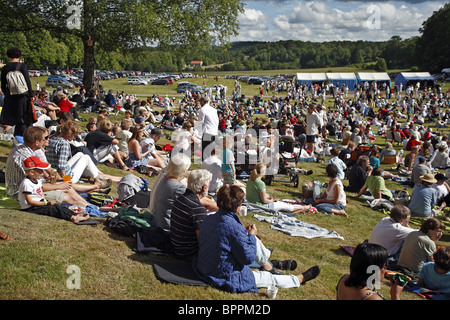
415, 3, 450, 73
0, 0, 244, 91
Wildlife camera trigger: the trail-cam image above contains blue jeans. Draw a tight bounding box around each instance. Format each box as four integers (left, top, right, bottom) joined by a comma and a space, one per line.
315, 202, 345, 214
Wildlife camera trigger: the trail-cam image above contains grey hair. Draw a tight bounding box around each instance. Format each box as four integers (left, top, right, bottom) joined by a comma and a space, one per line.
166, 153, 191, 178
188, 169, 212, 194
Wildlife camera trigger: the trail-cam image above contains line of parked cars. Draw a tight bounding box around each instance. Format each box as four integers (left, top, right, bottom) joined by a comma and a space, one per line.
127, 72, 195, 86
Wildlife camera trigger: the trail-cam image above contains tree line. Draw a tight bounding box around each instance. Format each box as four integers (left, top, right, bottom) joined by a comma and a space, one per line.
0, 2, 447, 75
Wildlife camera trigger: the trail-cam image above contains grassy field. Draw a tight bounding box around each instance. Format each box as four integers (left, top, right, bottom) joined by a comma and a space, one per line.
1, 68, 449, 302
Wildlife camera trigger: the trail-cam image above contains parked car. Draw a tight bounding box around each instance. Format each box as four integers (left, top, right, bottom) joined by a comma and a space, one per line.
177, 86, 204, 94
151, 78, 170, 85
127, 77, 148, 85
45, 77, 75, 89
247, 77, 264, 85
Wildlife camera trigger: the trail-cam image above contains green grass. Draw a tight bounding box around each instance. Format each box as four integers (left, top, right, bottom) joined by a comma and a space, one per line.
1, 70, 449, 301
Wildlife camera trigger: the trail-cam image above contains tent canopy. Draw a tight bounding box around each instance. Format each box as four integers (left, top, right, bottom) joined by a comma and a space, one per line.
394, 72, 434, 88
295, 73, 327, 86
326, 73, 357, 89
356, 72, 390, 82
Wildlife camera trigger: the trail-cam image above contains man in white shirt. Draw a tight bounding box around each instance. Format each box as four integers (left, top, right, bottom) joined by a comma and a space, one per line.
369, 205, 413, 260
305, 104, 323, 154
197, 96, 218, 160
201, 146, 223, 194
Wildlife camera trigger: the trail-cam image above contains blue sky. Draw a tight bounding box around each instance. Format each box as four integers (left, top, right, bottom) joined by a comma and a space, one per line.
231, 0, 448, 42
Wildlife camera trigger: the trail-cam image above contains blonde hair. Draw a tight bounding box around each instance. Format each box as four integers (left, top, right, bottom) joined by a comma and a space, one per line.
98, 118, 113, 133
250, 163, 266, 181
385, 142, 393, 151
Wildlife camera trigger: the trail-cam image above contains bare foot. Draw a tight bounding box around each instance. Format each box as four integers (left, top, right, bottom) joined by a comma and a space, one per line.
332, 209, 348, 218
71, 213, 90, 223
294, 205, 312, 214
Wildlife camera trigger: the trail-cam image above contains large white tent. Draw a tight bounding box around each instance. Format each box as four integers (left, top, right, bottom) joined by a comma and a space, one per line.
394, 72, 434, 88
295, 73, 327, 87
356, 72, 391, 83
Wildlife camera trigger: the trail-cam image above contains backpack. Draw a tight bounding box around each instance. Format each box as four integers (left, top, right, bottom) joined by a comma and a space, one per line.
104, 216, 144, 237
350, 144, 374, 162
87, 192, 115, 207
6, 63, 28, 95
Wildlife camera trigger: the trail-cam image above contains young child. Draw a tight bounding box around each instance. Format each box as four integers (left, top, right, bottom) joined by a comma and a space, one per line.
221, 136, 236, 185
18, 156, 90, 224
327, 147, 347, 180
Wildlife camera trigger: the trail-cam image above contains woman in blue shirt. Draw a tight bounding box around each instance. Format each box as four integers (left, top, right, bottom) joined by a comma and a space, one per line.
194, 184, 320, 293
408, 173, 439, 217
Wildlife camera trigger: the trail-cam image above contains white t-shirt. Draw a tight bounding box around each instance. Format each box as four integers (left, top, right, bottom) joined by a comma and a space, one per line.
18, 177, 45, 210
432, 183, 449, 200
369, 217, 414, 256
306, 111, 323, 136
201, 155, 223, 193
198, 103, 219, 136
325, 179, 346, 206
140, 137, 156, 157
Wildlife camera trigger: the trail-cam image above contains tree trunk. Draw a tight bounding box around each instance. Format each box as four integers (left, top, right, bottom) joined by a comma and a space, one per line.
83, 38, 97, 93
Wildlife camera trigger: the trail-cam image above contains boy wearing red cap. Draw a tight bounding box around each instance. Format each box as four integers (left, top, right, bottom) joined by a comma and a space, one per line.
18, 156, 90, 224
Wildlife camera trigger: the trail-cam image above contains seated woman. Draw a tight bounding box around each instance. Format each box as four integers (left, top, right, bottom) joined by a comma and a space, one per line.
84, 118, 129, 171
126, 127, 155, 169
430, 144, 450, 170
311, 164, 348, 217
336, 242, 404, 300
379, 142, 396, 163
195, 184, 321, 293
246, 163, 311, 214
369, 148, 381, 169
354, 166, 394, 201
56, 92, 79, 120
172, 120, 198, 157
418, 246, 450, 298
34, 90, 60, 120
396, 218, 445, 279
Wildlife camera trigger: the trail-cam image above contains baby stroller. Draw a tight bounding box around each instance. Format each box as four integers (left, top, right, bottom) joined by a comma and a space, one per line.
264, 135, 303, 188
233, 132, 257, 180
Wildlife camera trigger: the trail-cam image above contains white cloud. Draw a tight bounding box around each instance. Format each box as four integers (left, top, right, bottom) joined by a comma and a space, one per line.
232, 0, 447, 42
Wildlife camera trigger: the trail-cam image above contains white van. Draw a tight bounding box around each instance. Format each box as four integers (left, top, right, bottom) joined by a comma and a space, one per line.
127, 76, 148, 85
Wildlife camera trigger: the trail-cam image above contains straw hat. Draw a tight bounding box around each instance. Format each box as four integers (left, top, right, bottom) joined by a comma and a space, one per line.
420, 173, 437, 184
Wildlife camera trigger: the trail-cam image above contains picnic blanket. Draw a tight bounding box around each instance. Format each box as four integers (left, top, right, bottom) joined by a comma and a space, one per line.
405, 285, 449, 300
253, 213, 344, 239
153, 260, 208, 287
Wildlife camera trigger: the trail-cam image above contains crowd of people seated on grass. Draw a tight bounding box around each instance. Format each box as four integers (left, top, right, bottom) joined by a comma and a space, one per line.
1, 46, 450, 298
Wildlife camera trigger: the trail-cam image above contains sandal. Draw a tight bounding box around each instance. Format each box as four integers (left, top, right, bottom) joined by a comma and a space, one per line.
105, 162, 118, 169
270, 259, 298, 271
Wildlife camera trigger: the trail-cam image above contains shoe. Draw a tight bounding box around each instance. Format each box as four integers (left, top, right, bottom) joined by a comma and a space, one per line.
260, 266, 284, 275
270, 259, 298, 271
100, 178, 112, 189
301, 265, 321, 284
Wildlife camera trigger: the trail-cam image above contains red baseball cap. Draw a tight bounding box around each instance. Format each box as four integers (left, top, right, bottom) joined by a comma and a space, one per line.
23, 156, 51, 171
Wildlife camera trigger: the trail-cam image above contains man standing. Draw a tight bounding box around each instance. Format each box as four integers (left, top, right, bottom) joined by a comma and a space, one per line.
0, 47, 33, 136
305, 104, 323, 154
197, 96, 218, 160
